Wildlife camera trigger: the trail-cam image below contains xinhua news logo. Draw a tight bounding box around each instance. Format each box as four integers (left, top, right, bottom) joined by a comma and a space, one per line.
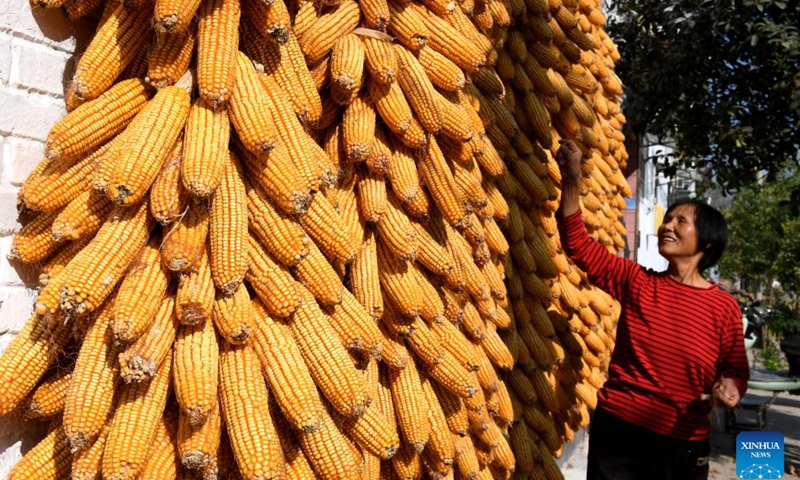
736, 431, 784, 479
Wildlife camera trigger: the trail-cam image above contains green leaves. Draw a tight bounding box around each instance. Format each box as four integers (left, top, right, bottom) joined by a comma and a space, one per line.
719, 173, 800, 294
607, 0, 800, 191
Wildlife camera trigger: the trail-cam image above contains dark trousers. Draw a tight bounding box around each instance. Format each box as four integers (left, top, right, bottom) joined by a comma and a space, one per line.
587, 407, 710, 480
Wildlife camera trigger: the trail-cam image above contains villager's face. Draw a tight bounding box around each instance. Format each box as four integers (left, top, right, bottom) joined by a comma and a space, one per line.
657, 204, 701, 260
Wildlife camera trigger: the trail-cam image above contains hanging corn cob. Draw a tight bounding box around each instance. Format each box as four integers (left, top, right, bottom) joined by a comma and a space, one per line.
1, 0, 631, 476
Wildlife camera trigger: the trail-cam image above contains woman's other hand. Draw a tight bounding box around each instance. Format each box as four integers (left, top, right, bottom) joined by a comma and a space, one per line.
711, 376, 741, 408
556, 139, 584, 217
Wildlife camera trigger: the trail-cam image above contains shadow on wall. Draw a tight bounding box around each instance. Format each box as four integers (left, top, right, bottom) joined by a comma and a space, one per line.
27, 4, 97, 98
0, 415, 49, 460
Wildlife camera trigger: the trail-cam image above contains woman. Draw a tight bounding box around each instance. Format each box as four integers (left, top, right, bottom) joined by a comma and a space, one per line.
555, 139, 749, 480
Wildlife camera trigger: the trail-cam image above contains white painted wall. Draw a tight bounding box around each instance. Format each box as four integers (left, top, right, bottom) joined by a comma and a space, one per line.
0, 4, 92, 476
635, 141, 671, 271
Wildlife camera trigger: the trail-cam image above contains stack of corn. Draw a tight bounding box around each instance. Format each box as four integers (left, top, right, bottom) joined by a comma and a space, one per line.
0, 0, 630, 476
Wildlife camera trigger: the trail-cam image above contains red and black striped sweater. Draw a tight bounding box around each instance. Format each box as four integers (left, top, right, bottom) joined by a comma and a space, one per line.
559, 211, 749, 441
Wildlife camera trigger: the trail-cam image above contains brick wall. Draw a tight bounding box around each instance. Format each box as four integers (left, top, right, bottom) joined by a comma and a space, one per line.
0, 3, 91, 476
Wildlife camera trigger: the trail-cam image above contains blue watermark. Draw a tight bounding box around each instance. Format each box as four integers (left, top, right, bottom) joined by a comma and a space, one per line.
736, 431, 784, 479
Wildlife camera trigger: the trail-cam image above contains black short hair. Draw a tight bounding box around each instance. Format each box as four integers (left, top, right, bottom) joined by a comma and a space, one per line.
665, 198, 728, 272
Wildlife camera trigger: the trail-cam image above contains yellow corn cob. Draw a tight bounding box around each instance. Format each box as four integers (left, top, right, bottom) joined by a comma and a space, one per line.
386, 353, 430, 451
376, 241, 424, 318
292, 1, 317, 40
236, 135, 311, 215
478, 323, 513, 371
218, 342, 286, 480
415, 45, 466, 92
268, 401, 317, 479
149, 140, 189, 225
394, 44, 442, 133
62, 302, 118, 452
387, 0, 428, 50
472, 0, 493, 31
362, 37, 396, 85
377, 321, 410, 370
138, 414, 180, 480
206, 153, 247, 295
102, 349, 173, 480
229, 53, 277, 156
408, 219, 453, 278
355, 169, 385, 223
437, 92, 474, 142
368, 78, 414, 135
342, 90, 377, 161
51, 190, 113, 241
324, 288, 384, 359
461, 300, 487, 341
71, 2, 153, 101
452, 434, 482, 479
8, 419, 71, 480
111, 238, 170, 343
425, 349, 480, 400
23, 362, 73, 419
482, 217, 509, 258
341, 387, 400, 460
506, 368, 539, 403
330, 34, 365, 104
196, 0, 240, 103
476, 68, 507, 102
366, 126, 392, 176
429, 379, 469, 436
245, 178, 310, 266
293, 241, 344, 305
290, 287, 372, 417
299, 192, 357, 265
147, 25, 197, 88
173, 319, 219, 426
298, 408, 361, 480
246, 234, 302, 317
64, 0, 103, 18
154, 0, 201, 33
25, 142, 106, 211
70, 421, 110, 480
182, 98, 230, 198
250, 298, 324, 432
257, 76, 322, 193
446, 223, 490, 301
19, 157, 55, 210
175, 248, 215, 325
9, 209, 62, 264
243, 0, 290, 44
239, 23, 322, 125
314, 92, 342, 130
357, 0, 389, 29
419, 137, 468, 227
119, 296, 179, 383
383, 308, 444, 364
395, 114, 429, 150
212, 283, 253, 344
106, 85, 190, 206
57, 201, 153, 317
161, 199, 209, 272
422, 5, 488, 73
297, 0, 361, 65
178, 401, 222, 470
385, 141, 419, 204
420, 377, 456, 472
391, 441, 424, 479
120, 32, 150, 75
